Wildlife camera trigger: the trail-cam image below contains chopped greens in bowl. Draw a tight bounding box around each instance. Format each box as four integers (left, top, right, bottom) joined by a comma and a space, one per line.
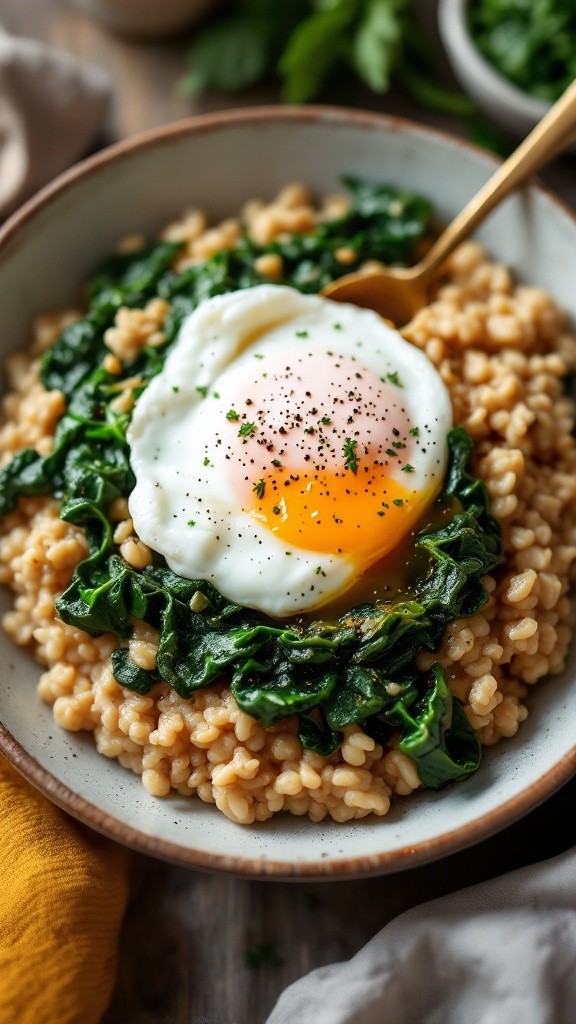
469, 0, 576, 104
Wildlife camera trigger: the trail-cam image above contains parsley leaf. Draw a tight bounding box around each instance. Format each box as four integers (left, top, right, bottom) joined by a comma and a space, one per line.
343, 437, 358, 474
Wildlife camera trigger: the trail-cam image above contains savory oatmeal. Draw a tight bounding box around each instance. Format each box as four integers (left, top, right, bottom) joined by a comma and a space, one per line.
1, 181, 575, 825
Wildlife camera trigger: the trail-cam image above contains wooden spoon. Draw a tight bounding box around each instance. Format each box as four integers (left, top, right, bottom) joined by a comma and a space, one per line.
323, 79, 576, 325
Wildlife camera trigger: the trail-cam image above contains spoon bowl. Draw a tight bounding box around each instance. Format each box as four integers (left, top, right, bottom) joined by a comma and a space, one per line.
324, 264, 430, 324
324, 78, 576, 323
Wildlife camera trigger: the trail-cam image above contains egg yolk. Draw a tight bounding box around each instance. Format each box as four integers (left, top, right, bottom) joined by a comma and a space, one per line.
220, 349, 436, 564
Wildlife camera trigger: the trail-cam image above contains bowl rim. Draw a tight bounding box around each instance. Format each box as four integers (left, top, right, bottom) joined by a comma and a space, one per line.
438, 0, 550, 120
0, 103, 575, 878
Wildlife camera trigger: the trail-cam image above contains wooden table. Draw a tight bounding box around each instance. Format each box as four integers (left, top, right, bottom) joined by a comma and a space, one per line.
3, 2, 576, 1020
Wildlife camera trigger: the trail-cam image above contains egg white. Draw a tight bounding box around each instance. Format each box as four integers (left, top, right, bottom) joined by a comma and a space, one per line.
128, 285, 453, 617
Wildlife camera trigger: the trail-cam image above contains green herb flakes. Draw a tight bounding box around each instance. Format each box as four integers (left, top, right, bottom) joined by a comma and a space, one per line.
343, 437, 358, 474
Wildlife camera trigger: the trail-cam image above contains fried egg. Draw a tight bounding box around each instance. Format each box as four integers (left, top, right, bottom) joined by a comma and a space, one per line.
128, 285, 453, 617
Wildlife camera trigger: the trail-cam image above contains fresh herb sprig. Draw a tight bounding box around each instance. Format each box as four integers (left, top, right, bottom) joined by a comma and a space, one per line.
180, 0, 475, 116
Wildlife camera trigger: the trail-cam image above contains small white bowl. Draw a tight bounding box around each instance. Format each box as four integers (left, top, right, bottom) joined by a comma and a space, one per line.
438, 0, 550, 139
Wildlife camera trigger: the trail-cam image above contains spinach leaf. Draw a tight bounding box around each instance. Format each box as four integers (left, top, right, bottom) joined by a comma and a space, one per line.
395, 663, 481, 788
41, 243, 181, 399
297, 712, 342, 758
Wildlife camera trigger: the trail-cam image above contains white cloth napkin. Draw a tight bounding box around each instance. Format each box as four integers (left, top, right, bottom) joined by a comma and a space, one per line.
0, 26, 110, 218
266, 846, 576, 1024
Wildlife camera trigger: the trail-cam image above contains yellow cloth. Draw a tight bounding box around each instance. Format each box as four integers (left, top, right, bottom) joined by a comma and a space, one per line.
0, 754, 132, 1024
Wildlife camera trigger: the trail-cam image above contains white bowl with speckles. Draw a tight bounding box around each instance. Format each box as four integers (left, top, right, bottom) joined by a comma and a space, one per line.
0, 107, 575, 877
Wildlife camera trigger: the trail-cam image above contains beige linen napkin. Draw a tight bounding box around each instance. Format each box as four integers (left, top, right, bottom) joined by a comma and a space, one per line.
0, 25, 110, 217
266, 846, 576, 1024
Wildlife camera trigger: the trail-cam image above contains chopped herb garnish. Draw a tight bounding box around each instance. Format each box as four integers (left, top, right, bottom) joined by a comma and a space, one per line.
296, 330, 309, 338
254, 354, 264, 359
393, 498, 404, 506
203, 457, 210, 467
239, 422, 256, 437
333, 323, 342, 330
409, 426, 420, 436
304, 426, 315, 435
213, 391, 220, 399
272, 459, 282, 468
172, 386, 180, 393
343, 437, 358, 474
402, 464, 414, 473
320, 416, 331, 425
387, 371, 402, 387
196, 385, 208, 398
392, 428, 400, 436
386, 449, 398, 458
392, 441, 406, 449
187, 519, 196, 526
315, 566, 323, 575
226, 409, 239, 421
272, 506, 280, 515
377, 510, 385, 516
253, 479, 265, 499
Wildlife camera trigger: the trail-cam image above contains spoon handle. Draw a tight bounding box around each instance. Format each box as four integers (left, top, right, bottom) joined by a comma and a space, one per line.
415, 78, 576, 283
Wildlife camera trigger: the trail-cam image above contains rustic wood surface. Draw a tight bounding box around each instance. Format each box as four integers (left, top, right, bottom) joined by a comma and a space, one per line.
2, 1, 576, 1021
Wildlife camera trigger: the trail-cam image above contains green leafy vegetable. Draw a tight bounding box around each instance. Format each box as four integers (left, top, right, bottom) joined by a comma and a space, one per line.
180, 0, 308, 96
180, 0, 473, 116
279, 0, 358, 103
469, 0, 576, 103
0, 178, 498, 790
395, 664, 480, 788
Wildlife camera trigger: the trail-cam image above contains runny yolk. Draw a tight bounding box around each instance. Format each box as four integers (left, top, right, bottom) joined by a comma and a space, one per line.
221, 347, 437, 565
247, 465, 424, 560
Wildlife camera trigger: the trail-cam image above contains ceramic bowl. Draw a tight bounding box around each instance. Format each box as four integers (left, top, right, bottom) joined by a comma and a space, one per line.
438, 0, 550, 139
1, 107, 575, 878
70, 0, 220, 38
